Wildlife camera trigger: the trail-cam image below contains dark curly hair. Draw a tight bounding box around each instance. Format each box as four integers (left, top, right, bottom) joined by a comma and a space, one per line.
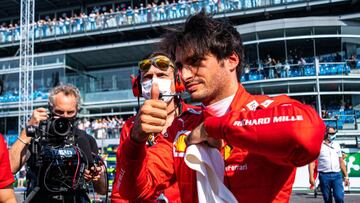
159, 11, 244, 81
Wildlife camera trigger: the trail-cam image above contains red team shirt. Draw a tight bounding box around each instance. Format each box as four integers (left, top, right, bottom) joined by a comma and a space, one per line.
117, 84, 325, 203
112, 103, 195, 203
0, 134, 14, 189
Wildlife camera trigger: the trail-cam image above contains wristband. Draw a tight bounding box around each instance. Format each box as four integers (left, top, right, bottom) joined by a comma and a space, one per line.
344, 177, 349, 180
17, 136, 30, 145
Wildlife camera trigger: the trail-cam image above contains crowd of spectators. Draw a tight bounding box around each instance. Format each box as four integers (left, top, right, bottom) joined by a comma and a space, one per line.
0, 88, 49, 103
321, 101, 360, 130
0, 54, 358, 104
322, 101, 355, 119
77, 116, 126, 139
241, 53, 360, 82
0, 0, 303, 43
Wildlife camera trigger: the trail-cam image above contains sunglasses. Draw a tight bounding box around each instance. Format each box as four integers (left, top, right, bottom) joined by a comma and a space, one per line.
138, 56, 174, 72
327, 132, 336, 136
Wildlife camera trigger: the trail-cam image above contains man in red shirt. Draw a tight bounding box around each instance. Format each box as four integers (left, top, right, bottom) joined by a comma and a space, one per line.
0, 134, 16, 203
117, 12, 325, 202
111, 53, 188, 203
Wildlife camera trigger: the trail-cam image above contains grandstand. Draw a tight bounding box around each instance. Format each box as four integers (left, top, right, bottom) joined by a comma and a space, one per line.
1, 0, 360, 191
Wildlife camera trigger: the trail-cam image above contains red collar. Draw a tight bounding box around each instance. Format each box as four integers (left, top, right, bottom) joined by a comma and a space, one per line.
229, 83, 253, 111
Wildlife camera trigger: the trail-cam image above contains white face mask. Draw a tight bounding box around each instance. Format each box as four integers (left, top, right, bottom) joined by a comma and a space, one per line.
141, 78, 174, 103
329, 134, 336, 141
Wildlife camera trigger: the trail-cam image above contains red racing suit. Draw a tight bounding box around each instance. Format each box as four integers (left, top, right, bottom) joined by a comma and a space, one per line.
118, 84, 325, 203
112, 102, 194, 203
0, 134, 14, 189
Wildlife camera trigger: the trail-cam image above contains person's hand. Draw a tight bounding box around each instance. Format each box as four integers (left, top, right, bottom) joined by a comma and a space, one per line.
84, 165, 104, 182
185, 122, 223, 148
309, 177, 315, 187
131, 82, 167, 143
344, 177, 350, 187
28, 108, 48, 126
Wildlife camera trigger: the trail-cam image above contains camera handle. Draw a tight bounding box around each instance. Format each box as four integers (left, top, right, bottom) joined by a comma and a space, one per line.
24, 186, 40, 203
24, 149, 43, 203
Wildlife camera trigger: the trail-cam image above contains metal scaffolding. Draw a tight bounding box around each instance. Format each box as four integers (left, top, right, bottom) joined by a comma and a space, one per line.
18, 0, 35, 135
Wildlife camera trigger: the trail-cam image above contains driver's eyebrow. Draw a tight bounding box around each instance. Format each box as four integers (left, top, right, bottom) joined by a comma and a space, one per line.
186, 56, 197, 65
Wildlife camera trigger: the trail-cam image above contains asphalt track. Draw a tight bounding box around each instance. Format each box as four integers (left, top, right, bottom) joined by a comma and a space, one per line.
290, 191, 360, 203
16, 191, 360, 202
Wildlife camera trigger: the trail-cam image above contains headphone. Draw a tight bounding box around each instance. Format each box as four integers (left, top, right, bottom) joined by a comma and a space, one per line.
131, 58, 185, 98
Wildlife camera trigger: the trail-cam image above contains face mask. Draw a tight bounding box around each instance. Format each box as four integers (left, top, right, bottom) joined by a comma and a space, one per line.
329, 134, 336, 141
141, 78, 174, 103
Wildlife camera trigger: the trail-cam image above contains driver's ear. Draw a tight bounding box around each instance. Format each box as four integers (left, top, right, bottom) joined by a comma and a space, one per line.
225, 52, 239, 72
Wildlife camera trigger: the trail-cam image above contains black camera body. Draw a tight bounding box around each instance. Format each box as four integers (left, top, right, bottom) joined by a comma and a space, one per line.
25, 116, 87, 194
26, 116, 75, 145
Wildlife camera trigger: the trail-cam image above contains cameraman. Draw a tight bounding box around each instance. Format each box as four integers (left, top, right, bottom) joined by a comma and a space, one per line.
9, 84, 106, 202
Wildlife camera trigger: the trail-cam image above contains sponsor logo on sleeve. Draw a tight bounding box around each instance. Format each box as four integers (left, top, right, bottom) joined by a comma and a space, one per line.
117, 168, 126, 190
233, 115, 304, 127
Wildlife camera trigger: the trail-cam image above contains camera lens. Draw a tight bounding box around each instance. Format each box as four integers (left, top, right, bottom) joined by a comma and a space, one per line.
53, 117, 71, 137
25, 125, 37, 138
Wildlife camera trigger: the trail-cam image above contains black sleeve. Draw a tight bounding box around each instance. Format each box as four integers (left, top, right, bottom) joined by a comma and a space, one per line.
86, 134, 99, 155
76, 128, 98, 164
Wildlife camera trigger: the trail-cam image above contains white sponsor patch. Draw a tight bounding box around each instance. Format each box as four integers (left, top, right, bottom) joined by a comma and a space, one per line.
246, 100, 259, 111
261, 99, 274, 108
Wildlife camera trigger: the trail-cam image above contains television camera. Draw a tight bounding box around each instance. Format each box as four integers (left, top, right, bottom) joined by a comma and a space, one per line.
25, 115, 88, 195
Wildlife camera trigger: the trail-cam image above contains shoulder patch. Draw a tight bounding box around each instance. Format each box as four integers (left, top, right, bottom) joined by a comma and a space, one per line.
246, 100, 259, 111
260, 99, 274, 108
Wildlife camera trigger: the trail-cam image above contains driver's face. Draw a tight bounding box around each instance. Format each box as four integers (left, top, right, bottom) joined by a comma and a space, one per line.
52, 92, 77, 118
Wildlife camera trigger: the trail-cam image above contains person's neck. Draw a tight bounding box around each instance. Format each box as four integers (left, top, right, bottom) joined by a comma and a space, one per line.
204, 82, 238, 106
205, 94, 235, 117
